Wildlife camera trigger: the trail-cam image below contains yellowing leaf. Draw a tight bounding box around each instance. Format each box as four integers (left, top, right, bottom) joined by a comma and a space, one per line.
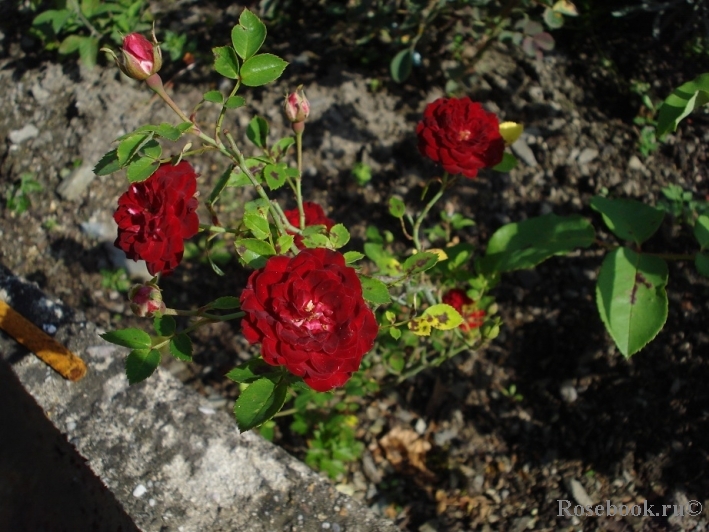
499, 121, 523, 146
424, 248, 448, 262
553, 0, 578, 16
408, 303, 464, 336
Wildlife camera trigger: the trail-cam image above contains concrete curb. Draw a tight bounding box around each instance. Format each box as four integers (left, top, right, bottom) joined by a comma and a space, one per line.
0, 264, 398, 532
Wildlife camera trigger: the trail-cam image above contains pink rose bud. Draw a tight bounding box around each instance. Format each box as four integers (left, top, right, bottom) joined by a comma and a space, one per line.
128, 283, 166, 318
118, 32, 162, 81
284, 85, 310, 124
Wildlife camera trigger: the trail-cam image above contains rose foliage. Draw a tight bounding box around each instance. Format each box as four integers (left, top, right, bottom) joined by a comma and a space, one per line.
284, 201, 335, 249
240, 248, 378, 392
443, 289, 486, 332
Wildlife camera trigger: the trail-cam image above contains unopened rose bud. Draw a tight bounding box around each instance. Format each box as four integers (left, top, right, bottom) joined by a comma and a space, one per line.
129, 283, 166, 317
105, 31, 162, 81
284, 86, 310, 125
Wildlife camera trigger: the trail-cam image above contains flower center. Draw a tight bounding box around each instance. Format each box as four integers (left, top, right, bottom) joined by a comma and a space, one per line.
291, 299, 333, 333
458, 129, 471, 141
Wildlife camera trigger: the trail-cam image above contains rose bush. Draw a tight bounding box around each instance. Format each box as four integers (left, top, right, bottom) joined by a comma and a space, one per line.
443, 289, 486, 332
416, 97, 505, 178
284, 202, 335, 249
240, 248, 378, 391
114, 161, 199, 276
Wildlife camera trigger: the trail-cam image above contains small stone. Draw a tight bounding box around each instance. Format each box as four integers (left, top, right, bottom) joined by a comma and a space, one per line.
559, 381, 578, 403
321, 522, 331, 529
57, 163, 96, 201
9, 124, 39, 144
511, 138, 538, 167
414, 418, 426, 435
198, 406, 216, 415
577, 148, 598, 165
628, 155, 647, 172
133, 484, 147, 498
567, 478, 593, 507
42, 324, 57, 335
149, 498, 156, 507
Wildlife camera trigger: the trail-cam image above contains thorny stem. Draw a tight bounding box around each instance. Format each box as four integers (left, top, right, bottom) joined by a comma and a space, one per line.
295, 129, 305, 229
224, 132, 301, 254
199, 223, 237, 234
216, 81, 242, 143
145, 74, 194, 126
412, 173, 452, 251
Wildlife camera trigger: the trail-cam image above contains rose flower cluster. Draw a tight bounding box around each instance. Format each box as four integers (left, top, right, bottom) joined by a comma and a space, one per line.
416, 96, 505, 178
240, 248, 378, 391
114, 161, 199, 276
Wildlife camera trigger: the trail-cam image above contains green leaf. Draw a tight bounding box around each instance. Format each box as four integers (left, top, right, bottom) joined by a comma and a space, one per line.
224, 96, 246, 109
207, 165, 234, 206
694, 215, 709, 249
233, 377, 289, 431
262, 163, 287, 190
360, 276, 391, 305
142, 140, 161, 159
389, 327, 401, 340
33, 9, 73, 34
252, 229, 278, 251
543, 7, 564, 29
117, 132, 153, 165
402, 252, 438, 275
153, 315, 176, 337
246, 116, 269, 149
226, 358, 273, 384
596, 247, 668, 357
243, 212, 271, 240
390, 48, 413, 83
126, 157, 159, 183
125, 348, 161, 384
231, 8, 267, 60
58, 34, 83, 54
302, 233, 330, 249
210, 296, 241, 310
213, 46, 240, 79
240, 54, 288, 87
388, 352, 405, 373
329, 224, 350, 249
169, 333, 193, 362
590, 196, 664, 245
78, 36, 98, 68
408, 303, 464, 336
344, 251, 365, 264
492, 152, 518, 172
101, 328, 151, 349
656, 73, 709, 137
93, 149, 121, 176
203, 90, 224, 104
696, 252, 709, 277
235, 238, 275, 268
480, 214, 595, 274
388, 196, 406, 218
273, 136, 295, 158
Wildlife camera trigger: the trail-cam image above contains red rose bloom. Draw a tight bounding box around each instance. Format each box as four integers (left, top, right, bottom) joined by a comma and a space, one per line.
416, 97, 505, 178
284, 202, 335, 249
442, 289, 486, 332
114, 161, 199, 276
240, 248, 378, 391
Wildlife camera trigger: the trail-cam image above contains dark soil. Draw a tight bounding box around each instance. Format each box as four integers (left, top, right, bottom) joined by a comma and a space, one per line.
2, 2, 709, 531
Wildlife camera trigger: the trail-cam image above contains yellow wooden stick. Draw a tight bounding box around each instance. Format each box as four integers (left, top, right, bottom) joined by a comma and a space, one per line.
0, 299, 86, 381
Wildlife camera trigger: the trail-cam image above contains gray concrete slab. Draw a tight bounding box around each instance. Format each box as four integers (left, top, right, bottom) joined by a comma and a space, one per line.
0, 264, 398, 532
